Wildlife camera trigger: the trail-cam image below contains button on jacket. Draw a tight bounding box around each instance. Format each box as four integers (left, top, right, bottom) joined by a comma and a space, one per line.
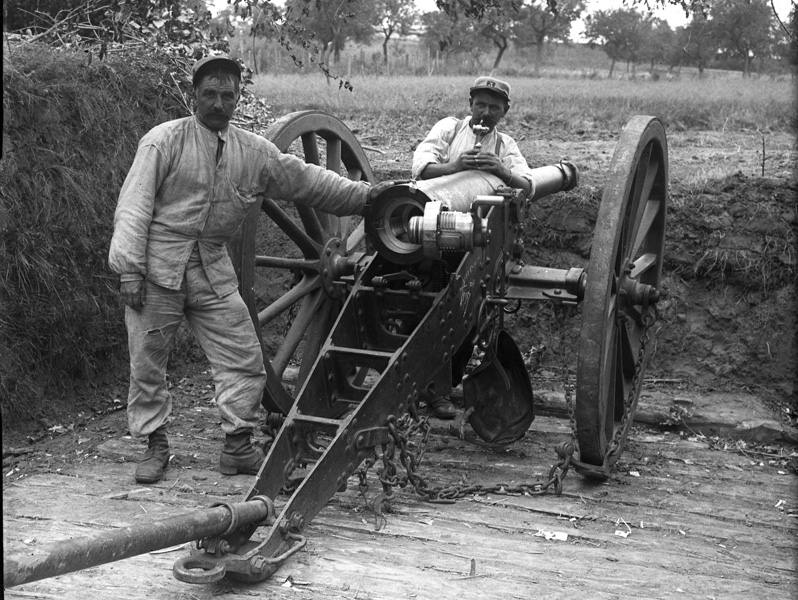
109, 115, 369, 298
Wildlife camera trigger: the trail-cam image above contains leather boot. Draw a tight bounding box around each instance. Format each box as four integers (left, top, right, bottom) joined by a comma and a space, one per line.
429, 396, 456, 420
135, 426, 170, 484
219, 430, 265, 476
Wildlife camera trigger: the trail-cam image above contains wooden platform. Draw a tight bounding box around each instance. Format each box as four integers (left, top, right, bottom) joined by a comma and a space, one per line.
3, 395, 797, 600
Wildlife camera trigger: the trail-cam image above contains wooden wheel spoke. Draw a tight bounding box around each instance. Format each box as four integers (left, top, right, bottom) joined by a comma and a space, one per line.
296, 205, 327, 245
603, 323, 626, 432
301, 133, 320, 165
261, 198, 321, 258
630, 199, 662, 260
630, 252, 658, 278
326, 138, 342, 171
612, 336, 627, 423
346, 221, 366, 253
257, 274, 320, 326
628, 148, 661, 252
255, 256, 321, 272
619, 146, 650, 252
271, 287, 326, 376
618, 318, 638, 378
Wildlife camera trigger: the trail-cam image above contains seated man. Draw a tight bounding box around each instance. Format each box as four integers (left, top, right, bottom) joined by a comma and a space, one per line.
411, 76, 536, 420
412, 76, 535, 198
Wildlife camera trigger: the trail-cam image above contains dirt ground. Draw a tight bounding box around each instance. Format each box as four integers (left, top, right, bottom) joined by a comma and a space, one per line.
364, 119, 797, 408
3, 115, 797, 597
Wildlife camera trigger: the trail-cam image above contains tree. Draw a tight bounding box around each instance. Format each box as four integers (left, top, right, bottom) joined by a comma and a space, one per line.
376, 0, 417, 65
420, 7, 479, 57
584, 8, 652, 76
231, 3, 274, 75
641, 18, 676, 74
710, 0, 775, 76
3, 0, 215, 48
676, 11, 718, 76
784, 3, 798, 75
512, 0, 584, 74
284, 0, 375, 66
463, 0, 519, 70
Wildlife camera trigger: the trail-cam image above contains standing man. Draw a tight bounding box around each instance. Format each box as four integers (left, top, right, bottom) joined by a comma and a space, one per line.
109, 55, 384, 484
412, 76, 537, 419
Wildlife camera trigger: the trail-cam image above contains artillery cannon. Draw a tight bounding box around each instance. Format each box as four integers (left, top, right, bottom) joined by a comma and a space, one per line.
4, 111, 667, 588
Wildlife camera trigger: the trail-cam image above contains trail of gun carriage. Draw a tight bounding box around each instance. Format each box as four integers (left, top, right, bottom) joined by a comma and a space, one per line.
2, 1, 797, 598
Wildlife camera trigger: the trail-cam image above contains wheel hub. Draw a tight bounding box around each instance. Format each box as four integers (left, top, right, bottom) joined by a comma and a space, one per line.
319, 238, 352, 299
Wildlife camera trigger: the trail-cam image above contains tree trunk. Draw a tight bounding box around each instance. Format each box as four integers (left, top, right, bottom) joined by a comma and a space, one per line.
251, 35, 258, 76
534, 43, 544, 75
492, 44, 507, 70
609, 58, 616, 77
383, 37, 389, 65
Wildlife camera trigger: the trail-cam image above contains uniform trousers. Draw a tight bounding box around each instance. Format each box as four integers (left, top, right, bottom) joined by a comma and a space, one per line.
124, 258, 266, 438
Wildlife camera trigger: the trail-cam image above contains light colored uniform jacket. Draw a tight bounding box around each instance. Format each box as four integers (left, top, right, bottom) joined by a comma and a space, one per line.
412, 116, 535, 194
109, 115, 368, 298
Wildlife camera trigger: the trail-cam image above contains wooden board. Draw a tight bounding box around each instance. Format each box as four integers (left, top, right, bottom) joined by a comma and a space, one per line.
3, 412, 796, 600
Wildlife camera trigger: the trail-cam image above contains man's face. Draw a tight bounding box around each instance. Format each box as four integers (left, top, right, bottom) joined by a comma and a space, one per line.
469, 90, 508, 132
194, 74, 239, 132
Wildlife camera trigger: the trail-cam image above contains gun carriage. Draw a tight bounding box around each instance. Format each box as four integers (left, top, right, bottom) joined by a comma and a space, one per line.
4, 111, 668, 588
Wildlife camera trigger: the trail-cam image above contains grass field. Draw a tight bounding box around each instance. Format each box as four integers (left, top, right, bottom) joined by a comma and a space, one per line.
251, 73, 795, 134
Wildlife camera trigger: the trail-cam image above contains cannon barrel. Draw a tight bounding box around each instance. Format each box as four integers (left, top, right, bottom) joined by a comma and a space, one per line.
410, 161, 579, 212
528, 162, 579, 201
3, 497, 273, 588
366, 163, 579, 263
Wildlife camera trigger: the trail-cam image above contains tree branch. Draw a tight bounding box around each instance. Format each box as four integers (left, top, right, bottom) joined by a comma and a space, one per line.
770, 0, 795, 42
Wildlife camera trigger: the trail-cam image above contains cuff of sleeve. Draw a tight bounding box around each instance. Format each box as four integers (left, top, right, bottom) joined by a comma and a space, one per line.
522, 175, 536, 198
412, 160, 435, 180
119, 273, 145, 283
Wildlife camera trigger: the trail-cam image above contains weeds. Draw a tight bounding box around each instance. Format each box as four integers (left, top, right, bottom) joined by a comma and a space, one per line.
1, 44, 188, 424
252, 74, 794, 135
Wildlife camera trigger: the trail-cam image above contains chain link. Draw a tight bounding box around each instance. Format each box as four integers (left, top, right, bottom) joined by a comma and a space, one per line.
558, 303, 656, 472
605, 308, 655, 460
553, 304, 580, 457
355, 413, 573, 516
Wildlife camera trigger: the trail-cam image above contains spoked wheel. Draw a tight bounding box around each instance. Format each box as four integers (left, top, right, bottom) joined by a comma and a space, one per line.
232, 110, 375, 414
575, 116, 668, 478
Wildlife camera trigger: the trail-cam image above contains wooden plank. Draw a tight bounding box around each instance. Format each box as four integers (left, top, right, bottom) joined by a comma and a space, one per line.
3, 415, 796, 599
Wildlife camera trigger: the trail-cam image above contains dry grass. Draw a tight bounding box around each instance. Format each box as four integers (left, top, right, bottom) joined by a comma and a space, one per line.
252, 73, 795, 134
1, 44, 190, 423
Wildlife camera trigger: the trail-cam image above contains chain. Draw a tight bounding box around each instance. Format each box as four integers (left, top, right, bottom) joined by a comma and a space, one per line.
355, 414, 573, 512
553, 299, 657, 475
605, 308, 656, 460
552, 303, 580, 457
